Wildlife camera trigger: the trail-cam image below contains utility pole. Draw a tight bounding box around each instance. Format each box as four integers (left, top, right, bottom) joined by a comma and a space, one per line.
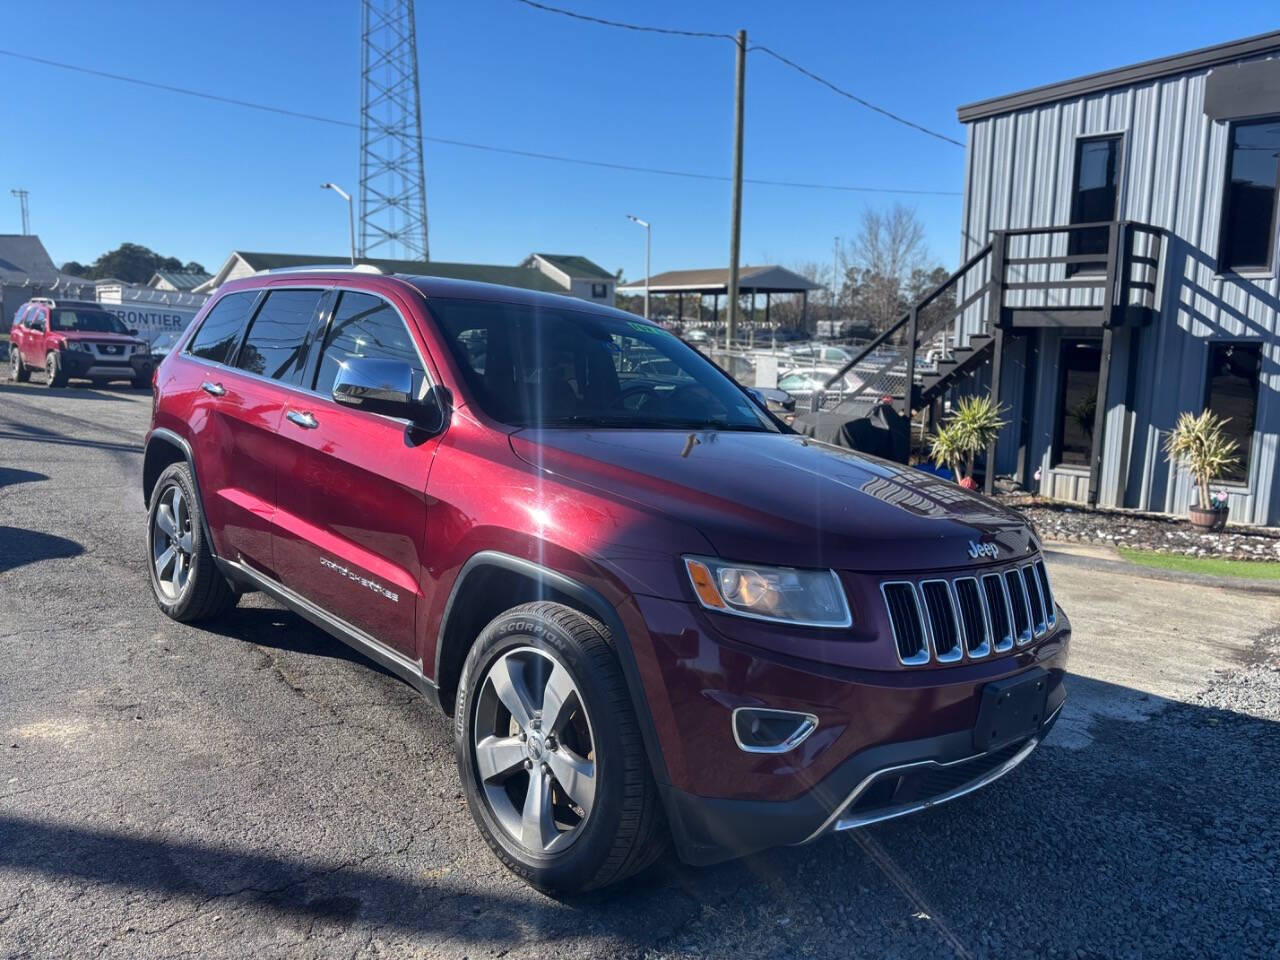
831, 236, 839, 335
11, 189, 29, 235
725, 28, 746, 350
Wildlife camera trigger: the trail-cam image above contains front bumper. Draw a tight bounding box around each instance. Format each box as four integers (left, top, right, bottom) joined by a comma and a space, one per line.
623, 593, 1069, 865
60, 350, 150, 381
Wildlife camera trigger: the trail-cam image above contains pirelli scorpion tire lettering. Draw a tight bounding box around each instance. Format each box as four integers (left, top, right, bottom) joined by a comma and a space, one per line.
454, 601, 669, 894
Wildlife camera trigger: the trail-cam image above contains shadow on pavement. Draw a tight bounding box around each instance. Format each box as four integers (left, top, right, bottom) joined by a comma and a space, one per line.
0, 424, 142, 455
0, 381, 139, 401
199, 604, 399, 677
0, 467, 49, 490
0, 525, 84, 574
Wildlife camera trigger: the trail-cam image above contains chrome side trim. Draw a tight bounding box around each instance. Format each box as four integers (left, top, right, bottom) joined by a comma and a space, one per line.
800, 700, 1064, 844
215, 556, 435, 696
730, 707, 819, 754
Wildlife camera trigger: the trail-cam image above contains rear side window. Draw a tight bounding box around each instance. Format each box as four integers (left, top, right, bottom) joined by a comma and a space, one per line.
313, 291, 424, 397
188, 291, 258, 365
13, 305, 29, 328
234, 289, 323, 385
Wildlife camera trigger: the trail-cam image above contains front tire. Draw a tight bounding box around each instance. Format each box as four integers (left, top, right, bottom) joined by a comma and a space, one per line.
44, 351, 67, 388
147, 461, 237, 622
455, 601, 668, 893
8, 348, 29, 382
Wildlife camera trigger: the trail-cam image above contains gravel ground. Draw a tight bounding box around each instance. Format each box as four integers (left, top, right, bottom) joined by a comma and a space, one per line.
2, 381, 1279, 959
1002, 498, 1280, 562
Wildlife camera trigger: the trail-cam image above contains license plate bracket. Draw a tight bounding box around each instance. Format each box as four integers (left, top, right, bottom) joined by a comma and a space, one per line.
973, 668, 1049, 752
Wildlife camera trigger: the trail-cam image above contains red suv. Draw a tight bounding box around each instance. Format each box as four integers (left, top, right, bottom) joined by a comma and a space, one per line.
8, 298, 152, 388
142, 268, 1069, 893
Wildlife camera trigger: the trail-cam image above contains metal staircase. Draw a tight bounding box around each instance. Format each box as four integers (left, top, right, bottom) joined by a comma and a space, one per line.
808, 220, 1164, 419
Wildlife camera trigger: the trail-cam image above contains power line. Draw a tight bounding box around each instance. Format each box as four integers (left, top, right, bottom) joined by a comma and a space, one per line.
511, 0, 965, 148
512, 0, 730, 39
0, 47, 958, 197
749, 45, 966, 148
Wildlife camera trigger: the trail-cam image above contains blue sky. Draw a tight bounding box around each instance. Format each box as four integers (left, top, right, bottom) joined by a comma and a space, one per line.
5, 1, 1278, 281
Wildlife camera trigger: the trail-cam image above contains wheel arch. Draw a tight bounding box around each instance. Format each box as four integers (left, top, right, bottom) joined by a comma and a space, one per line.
432, 551, 672, 786
143, 428, 216, 553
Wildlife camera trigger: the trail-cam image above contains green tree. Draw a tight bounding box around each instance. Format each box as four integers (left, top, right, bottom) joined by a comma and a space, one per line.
59, 243, 204, 285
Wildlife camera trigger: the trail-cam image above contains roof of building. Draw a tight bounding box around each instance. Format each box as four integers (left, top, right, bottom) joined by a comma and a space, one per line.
198, 251, 567, 295
529, 254, 614, 280
150, 270, 212, 291
616, 265, 822, 294
0, 234, 60, 286
957, 28, 1280, 123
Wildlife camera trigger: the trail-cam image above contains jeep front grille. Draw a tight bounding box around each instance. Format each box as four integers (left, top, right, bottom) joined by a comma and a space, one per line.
882, 560, 1056, 666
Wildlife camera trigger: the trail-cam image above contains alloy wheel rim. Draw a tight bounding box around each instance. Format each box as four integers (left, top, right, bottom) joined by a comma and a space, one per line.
473, 646, 597, 856
151, 484, 194, 600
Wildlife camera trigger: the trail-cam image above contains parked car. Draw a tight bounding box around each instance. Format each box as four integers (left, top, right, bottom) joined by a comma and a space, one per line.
680, 327, 713, 345
142, 268, 1069, 894
787, 343, 858, 365
7, 298, 151, 388
776, 366, 864, 395
147, 331, 183, 362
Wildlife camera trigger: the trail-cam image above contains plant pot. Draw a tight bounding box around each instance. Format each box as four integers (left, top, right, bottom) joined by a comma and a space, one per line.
1188, 504, 1228, 532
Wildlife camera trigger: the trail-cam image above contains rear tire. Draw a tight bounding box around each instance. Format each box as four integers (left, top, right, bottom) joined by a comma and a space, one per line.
44, 351, 67, 388
8, 349, 29, 382
455, 601, 668, 894
146, 461, 238, 622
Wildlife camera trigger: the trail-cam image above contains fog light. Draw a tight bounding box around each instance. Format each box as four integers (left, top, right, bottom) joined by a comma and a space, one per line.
732, 707, 818, 754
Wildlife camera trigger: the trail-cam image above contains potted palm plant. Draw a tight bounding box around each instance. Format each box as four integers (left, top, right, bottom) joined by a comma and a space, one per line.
930, 394, 1007, 490
1163, 410, 1239, 532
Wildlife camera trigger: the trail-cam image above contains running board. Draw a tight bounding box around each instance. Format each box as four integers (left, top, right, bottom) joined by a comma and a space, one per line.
215, 556, 436, 696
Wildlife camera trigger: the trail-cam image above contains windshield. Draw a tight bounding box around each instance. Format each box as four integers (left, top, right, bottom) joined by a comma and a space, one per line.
49, 308, 129, 334
429, 298, 776, 432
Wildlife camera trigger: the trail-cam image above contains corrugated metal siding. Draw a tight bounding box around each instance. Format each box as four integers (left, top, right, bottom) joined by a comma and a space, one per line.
962, 53, 1280, 525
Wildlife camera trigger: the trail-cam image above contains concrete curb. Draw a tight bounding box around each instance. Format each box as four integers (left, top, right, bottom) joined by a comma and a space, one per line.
1042, 542, 1280, 596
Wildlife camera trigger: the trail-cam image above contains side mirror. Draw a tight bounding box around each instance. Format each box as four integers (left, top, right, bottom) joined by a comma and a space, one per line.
746, 387, 767, 409
331, 357, 449, 433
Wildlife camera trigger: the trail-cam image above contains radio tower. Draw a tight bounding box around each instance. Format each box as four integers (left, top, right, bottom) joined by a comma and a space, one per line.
359, 0, 430, 260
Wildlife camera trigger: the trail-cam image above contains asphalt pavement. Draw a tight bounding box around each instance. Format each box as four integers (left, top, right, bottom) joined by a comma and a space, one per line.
2, 380, 1278, 959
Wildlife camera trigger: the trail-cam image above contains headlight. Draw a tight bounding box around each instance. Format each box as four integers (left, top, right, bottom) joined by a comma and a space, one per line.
67, 341, 91, 353
683, 556, 852, 627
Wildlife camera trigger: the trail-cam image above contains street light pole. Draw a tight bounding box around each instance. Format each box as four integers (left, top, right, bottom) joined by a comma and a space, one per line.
321, 182, 356, 265
626, 214, 651, 320
725, 28, 746, 350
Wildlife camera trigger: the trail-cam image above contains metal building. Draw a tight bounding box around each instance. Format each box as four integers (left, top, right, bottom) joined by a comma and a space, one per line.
948, 30, 1280, 526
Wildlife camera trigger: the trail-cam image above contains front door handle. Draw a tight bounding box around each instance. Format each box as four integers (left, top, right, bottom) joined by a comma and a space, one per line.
200, 381, 226, 397
286, 409, 319, 430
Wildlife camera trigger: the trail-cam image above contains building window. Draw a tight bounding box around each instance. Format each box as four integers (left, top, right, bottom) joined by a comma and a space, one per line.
1052, 338, 1102, 467
1218, 117, 1280, 273
1204, 342, 1262, 483
1067, 136, 1122, 275
591, 283, 608, 299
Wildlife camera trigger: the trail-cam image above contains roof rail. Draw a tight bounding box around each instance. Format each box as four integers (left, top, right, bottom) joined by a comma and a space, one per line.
256, 263, 386, 277
28, 296, 56, 306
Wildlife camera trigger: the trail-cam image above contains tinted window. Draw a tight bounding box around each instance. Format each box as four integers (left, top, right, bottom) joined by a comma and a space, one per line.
1068, 136, 1122, 274
13, 305, 29, 328
314, 291, 423, 397
235, 289, 323, 384
188, 291, 258, 365
1219, 118, 1280, 272
429, 298, 773, 431
1052, 338, 1102, 467
1204, 342, 1261, 482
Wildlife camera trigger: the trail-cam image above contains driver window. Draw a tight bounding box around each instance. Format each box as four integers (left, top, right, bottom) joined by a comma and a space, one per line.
313, 291, 424, 398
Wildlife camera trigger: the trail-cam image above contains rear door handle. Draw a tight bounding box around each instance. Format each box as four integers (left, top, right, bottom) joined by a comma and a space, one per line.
286, 409, 319, 430
200, 381, 225, 397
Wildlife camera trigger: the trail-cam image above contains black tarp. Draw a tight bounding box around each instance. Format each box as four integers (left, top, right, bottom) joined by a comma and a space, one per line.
789, 400, 910, 463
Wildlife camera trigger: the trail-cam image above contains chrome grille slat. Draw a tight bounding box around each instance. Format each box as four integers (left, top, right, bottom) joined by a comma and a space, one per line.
920, 580, 963, 663
953, 577, 990, 658
880, 559, 1056, 665
1022, 565, 1048, 637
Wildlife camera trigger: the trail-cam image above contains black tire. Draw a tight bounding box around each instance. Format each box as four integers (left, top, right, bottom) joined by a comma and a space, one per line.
44, 351, 67, 388
132, 373, 150, 390
455, 601, 668, 894
8, 348, 29, 382
146, 461, 238, 622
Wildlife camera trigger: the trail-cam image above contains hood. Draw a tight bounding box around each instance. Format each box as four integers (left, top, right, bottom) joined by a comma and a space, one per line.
56, 330, 145, 346
509, 429, 1037, 573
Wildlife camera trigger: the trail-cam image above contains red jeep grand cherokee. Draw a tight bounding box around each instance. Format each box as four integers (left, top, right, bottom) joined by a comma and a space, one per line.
142, 268, 1068, 893
9, 298, 151, 388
